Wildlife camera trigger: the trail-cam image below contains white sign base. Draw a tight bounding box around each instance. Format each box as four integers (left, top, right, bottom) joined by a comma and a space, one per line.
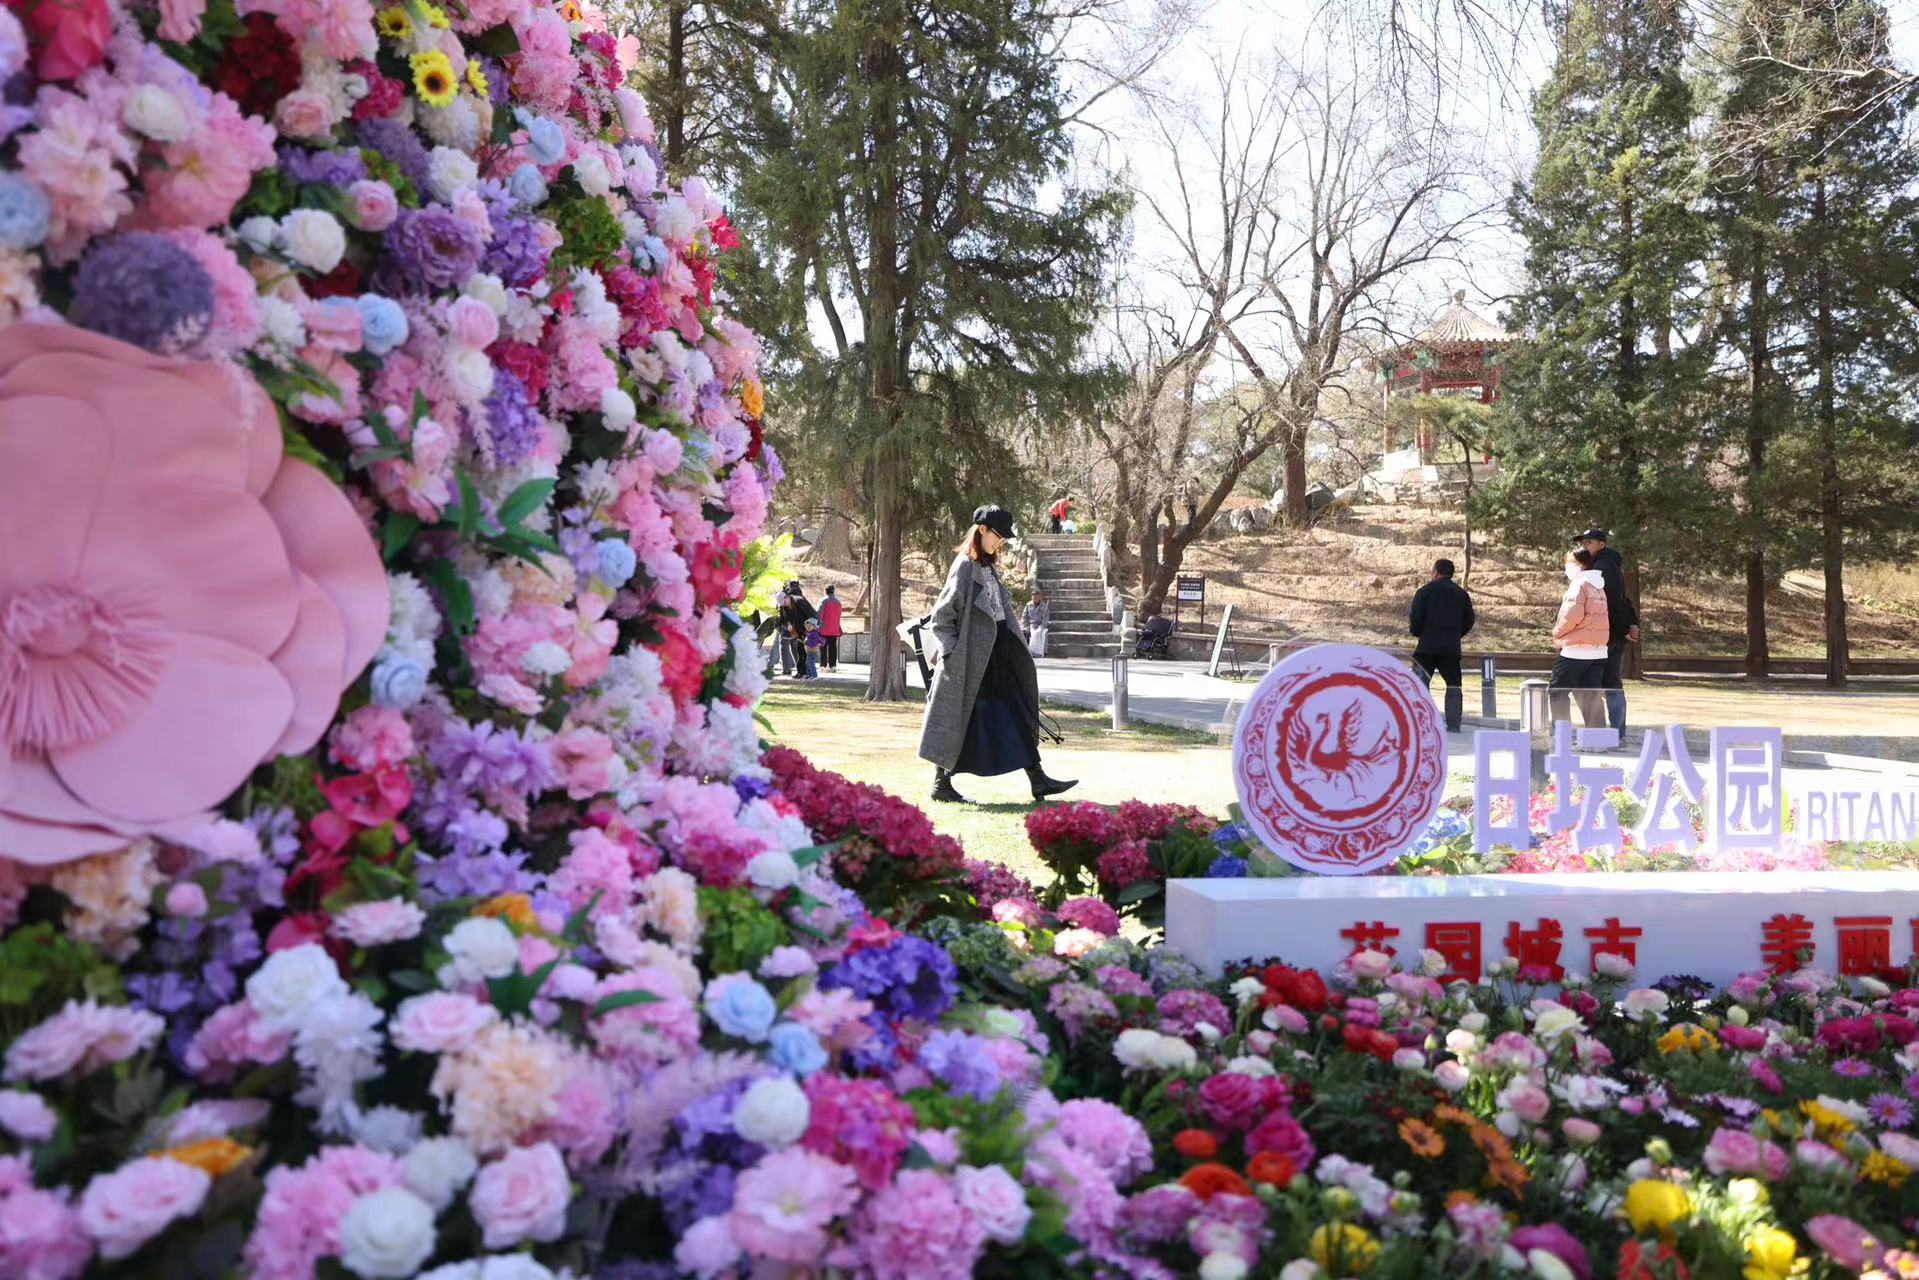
1166, 871, 1919, 986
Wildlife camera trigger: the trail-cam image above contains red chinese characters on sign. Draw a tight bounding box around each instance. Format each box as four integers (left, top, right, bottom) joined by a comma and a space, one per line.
1584, 917, 1643, 968
1340, 920, 1399, 956
1425, 922, 1482, 983
1760, 913, 1815, 975
1835, 917, 1893, 977
1504, 918, 1565, 982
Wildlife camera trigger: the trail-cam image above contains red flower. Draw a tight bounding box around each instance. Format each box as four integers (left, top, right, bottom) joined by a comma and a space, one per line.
651, 627, 706, 704
351, 64, 405, 121
708, 215, 741, 252
265, 912, 331, 954
211, 14, 302, 119
489, 339, 552, 399
8, 0, 109, 82
1172, 1129, 1218, 1160
688, 536, 744, 609
1617, 1240, 1688, 1280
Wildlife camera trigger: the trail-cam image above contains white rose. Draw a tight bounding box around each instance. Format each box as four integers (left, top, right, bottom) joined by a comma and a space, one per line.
1861, 975, 1893, 998
259, 296, 307, 348
1529, 1250, 1576, 1280
1194, 1021, 1221, 1044
281, 209, 347, 273
1223, 1055, 1275, 1078
1147, 1034, 1197, 1072
1458, 1011, 1488, 1033
418, 1265, 479, 1280
599, 387, 636, 432
1418, 948, 1449, 978
732, 1077, 809, 1147
572, 152, 612, 197
1533, 1007, 1579, 1041
1621, 988, 1670, 1023
428, 146, 480, 200
1113, 1028, 1160, 1070
464, 273, 509, 317
123, 85, 191, 142
1279, 1262, 1326, 1280
1444, 1029, 1480, 1057
1726, 1005, 1751, 1026
523, 641, 572, 679
745, 850, 798, 892
403, 1137, 479, 1212
1592, 951, 1634, 980
340, 1186, 437, 1280
1229, 976, 1264, 1007
445, 345, 496, 403
438, 918, 520, 986
1434, 1060, 1470, 1092
246, 944, 348, 1031
1198, 1254, 1249, 1280
239, 216, 282, 255
478, 1260, 554, 1280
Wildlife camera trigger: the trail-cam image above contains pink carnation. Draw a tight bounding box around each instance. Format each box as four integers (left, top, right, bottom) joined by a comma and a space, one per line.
729, 1148, 858, 1265
330, 706, 416, 771
184, 1001, 291, 1081
469, 1142, 570, 1249
1056, 1099, 1154, 1188
331, 897, 427, 947
244, 1146, 403, 1280
0, 1183, 93, 1280
843, 1169, 985, 1280
138, 95, 276, 229
4, 1001, 164, 1083
588, 968, 699, 1065
77, 1157, 210, 1260
0, 1090, 56, 1142
548, 826, 635, 917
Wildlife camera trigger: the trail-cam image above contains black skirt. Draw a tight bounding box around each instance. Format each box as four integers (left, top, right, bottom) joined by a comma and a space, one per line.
954, 621, 1042, 777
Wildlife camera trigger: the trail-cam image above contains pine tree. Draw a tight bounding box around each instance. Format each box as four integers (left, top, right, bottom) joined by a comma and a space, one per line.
696, 0, 1125, 700
1479, 0, 1723, 673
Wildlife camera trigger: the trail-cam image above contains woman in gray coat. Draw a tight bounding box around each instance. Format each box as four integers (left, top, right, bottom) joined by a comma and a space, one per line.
918, 506, 1076, 805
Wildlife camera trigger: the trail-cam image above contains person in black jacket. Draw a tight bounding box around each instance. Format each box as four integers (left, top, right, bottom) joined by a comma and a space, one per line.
1409, 559, 1475, 732
1575, 528, 1641, 733
781, 582, 820, 680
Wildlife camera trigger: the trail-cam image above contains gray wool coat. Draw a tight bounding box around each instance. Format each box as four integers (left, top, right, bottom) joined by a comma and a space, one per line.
917, 553, 1033, 771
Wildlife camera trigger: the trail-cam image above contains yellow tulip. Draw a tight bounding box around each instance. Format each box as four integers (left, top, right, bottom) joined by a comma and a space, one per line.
1624, 1179, 1689, 1235
1308, 1223, 1380, 1275
1742, 1225, 1796, 1280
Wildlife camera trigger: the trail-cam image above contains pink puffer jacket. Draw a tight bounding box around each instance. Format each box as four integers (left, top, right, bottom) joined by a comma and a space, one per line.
1552, 571, 1610, 650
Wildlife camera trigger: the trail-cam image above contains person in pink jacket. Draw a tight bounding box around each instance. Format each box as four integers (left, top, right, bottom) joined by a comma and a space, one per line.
818, 586, 843, 672
1549, 547, 1610, 727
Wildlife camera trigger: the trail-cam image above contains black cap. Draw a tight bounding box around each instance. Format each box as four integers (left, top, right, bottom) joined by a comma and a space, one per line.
972, 505, 1016, 539
1573, 527, 1609, 545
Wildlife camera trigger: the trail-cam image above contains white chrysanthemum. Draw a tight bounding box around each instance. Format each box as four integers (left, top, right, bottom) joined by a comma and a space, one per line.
293, 991, 385, 1133
247, 944, 348, 1031
469, 565, 515, 620
445, 344, 496, 404
572, 459, 619, 506
684, 348, 715, 389
605, 647, 665, 704
523, 641, 572, 679
438, 918, 520, 986
420, 98, 483, 152
463, 273, 509, 317
387, 572, 443, 651
259, 295, 307, 348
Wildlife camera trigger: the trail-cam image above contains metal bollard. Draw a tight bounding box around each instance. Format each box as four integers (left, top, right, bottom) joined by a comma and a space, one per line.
1480, 656, 1498, 719
1111, 654, 1129, 730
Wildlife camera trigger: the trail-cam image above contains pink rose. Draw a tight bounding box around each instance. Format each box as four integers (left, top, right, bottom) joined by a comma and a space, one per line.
14, 0, 109, 81
156, 0, 205, 41
78, 1157, 211, 1260
391, 993, 498, 1054
273, 90, 334, 139
446, 296, 500, 350
331, 898, 427, 948
468, 1142, 570, 1249
0, 1089, 57, 1142
184, 1002, 290, 1081
643, 429, 682, 474
1, 1184, 93, 1280
4, 1001, 163, 1083
675, 1215, 741, 1278
451, 188, 492, 240
301, 299, 364, 354
1560, 1118, 1601, 1146
348, 180, 399, 232
953, 1163, 1032, 1245
1197, 1074, 1264, 1132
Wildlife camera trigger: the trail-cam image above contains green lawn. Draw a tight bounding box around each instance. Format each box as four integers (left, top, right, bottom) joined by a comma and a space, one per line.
757, 681, 1237, 885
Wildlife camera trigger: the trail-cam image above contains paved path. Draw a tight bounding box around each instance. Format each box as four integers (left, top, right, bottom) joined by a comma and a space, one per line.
799, 658, 1919, 788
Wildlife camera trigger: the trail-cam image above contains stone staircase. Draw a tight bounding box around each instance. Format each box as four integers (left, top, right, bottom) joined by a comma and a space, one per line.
1025, 533, 1118, 659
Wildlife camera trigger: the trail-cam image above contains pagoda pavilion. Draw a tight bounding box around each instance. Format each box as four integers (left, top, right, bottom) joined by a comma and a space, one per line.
1370, 291, 1519, 464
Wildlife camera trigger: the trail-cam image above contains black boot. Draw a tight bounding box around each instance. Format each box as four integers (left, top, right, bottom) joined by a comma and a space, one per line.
932, 768, 967, 804
1443, 687, 1464, 734
1027, 766, 1078, 802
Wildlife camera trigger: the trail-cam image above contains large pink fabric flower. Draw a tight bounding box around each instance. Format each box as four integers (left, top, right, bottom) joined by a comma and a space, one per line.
0, 326, 387, 862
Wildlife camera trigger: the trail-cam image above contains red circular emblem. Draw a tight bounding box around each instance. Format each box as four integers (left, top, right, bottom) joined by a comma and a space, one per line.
1232, 644, 1444, 875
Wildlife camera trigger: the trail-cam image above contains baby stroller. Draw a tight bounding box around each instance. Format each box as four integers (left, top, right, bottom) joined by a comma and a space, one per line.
1134, 615, 1175, 659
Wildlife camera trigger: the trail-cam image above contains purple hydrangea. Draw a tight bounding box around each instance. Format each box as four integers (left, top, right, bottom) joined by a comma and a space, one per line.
732, 776, 773, 804
480, 367, 542, 466
280, 145, 367, 187
918, 1029, 1002, 1102
483, 215, 548, 288
820, 936, 958, 1025
381, 206, 487, 293
1205, 855, 1248, 878
424, 719, 558, 805
69, 233, 213, 355
356, 117, 433, 195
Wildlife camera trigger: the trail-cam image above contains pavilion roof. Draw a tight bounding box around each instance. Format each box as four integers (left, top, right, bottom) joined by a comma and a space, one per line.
1383, 292, 1519, 357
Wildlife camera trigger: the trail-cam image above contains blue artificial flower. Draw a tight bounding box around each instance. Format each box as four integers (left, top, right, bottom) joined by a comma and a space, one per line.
508, 162, 548, 208
820, 935, 958, 1024
918, 1028, 1002, 1102
526, 115, 566, 166
595, 539, 637, 587
0, 173, 51, 252
628, 233, 669, 272
1204, 855, 1248, 878
370, 654, 428, 708
767, 1021, 827, 1076
706, 977, 777, 1042
356, 294, 409, 357
1210, 823, 1245, 849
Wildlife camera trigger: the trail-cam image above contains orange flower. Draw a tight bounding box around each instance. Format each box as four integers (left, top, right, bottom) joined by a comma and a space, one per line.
1445, 1190, 1480, 1211
740, 377, 765, 420
1247, 1152, 1296, 1186
1399, 1117, 1445, 1159
1433, 1104, 1474, 1128
160, 1138, 252, 1177
1179, 1163, 1252, 1201
1488, 1156, 1531, 1195
476, 893, 538, 931
1173, 1129, 1220, 1160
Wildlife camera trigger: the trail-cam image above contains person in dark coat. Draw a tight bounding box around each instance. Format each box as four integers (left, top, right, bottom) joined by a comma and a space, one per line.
918, 506, 1075, 805
1575, 527, 1641, 733
782, 582, 819, 680
1408, 558, 1475, 732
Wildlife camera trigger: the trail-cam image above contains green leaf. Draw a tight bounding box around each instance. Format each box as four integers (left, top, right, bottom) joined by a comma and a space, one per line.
411, 390, 431, 425
591, 989, 663, 1017
471, 21, 519, 56
455, 470, 481, 539
496, 477, 556, 530
382, 513, 422, 562
1113, 881, 1161, 906
420, 559, 476, 633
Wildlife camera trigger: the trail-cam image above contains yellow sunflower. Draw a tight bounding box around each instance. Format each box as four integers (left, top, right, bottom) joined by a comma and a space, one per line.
422, 2, 450, 27
410, 49, 458, 108
376, 6, 412, 37
465, 59, 489, 95
557, 0, 584, 19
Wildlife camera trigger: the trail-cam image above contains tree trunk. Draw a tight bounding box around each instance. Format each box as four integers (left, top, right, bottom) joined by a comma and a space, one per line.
663, 0, 685, 173
1617, 191, 1645, 681
1743, 165, 1771, 679
1813, 144, 1849, 688
862, 0, 908, 702
1135, 502, 1162, 611
1281, 429, 1309, 528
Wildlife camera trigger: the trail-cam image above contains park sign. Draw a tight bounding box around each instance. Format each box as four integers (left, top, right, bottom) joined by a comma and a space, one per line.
1179, 642, 1919, 980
